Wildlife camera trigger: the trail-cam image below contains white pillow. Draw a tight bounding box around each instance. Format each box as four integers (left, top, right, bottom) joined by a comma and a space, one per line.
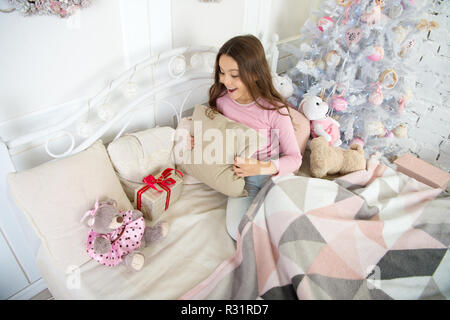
107, 126, 176, 183
7, 140, 133, 269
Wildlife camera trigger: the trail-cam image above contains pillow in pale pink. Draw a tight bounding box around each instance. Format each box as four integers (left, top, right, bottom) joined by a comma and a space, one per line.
289, 106, 310, 155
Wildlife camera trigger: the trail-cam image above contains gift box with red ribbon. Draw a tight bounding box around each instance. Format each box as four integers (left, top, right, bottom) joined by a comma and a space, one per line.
133, 168, 184, 221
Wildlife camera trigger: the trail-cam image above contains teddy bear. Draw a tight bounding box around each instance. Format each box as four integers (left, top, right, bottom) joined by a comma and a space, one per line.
309, 136, 366, 178
81, 198, 169, 271
299, 95, 342, 147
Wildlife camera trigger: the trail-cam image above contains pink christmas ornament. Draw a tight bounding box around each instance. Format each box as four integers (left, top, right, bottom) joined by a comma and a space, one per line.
318, 16, 334, 32
369, 84, 384, 106
368, 46, 384, 61
361, 2, 382, 25
331, 95, 348, 111
345, 27, 363, 47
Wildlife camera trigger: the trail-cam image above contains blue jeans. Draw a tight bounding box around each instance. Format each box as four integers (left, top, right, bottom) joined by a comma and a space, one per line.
226, 175, 271, 240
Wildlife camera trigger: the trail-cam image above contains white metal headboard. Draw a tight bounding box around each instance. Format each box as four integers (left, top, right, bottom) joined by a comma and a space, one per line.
1, 37, 279, 171
1, 46, 218, 168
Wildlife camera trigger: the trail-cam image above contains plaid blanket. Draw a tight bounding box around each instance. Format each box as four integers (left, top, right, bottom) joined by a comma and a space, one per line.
181, 158, 450, 300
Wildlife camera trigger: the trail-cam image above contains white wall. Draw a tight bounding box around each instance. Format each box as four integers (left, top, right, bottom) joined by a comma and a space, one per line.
268, 0, 321, 41
171, 0, 245, 48
0, 0, 130, 123
0, 0, 317, 126
171, 0, 319, 48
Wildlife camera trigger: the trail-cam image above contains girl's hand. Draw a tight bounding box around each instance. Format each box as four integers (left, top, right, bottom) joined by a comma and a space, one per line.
233, 156, 278, 177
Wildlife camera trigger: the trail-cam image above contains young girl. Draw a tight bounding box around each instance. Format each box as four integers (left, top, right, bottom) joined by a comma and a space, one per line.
194, 35, 302, 240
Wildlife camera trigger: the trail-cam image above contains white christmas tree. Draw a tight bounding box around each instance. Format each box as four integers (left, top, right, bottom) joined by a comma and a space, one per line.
283, 0, 437, 160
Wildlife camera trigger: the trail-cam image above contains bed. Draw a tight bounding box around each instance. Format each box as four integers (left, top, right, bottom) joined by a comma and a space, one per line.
2, 44, 449, 300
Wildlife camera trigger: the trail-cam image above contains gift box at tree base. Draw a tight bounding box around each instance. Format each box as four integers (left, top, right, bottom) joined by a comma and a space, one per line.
122, 168, 184, 221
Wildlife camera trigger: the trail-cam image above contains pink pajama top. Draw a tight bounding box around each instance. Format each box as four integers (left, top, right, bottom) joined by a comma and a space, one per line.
86, 210, 146, 267
216, 93, 301, 176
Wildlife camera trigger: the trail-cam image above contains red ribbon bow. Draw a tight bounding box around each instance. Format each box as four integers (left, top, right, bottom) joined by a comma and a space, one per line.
136, 168, 183, 212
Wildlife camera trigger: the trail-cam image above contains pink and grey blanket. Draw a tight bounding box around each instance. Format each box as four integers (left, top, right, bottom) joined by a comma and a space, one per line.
182, 159, 450, 300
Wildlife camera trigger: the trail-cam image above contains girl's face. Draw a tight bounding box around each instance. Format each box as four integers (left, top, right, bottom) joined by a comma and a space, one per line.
218, 54, 253, 104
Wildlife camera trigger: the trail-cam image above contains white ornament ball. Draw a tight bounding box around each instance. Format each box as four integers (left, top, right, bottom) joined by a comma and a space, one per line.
318, 16, 334, 32
393, 124, 408, 138
169, 55, 187, 78
388, 5, 403, 18
366, 121, 385, 136
190, 53, 203, 68
97, 103, 115, 121
76, 121, 93, 138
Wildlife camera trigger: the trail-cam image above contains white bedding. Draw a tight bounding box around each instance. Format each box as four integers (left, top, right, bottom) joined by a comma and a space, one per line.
36, 180, 236, 299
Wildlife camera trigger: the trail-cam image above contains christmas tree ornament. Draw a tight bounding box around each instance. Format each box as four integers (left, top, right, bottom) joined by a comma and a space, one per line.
345, 27, 363, 47
368, 46, 384, 61
336, 0, 352, 6
318, 16, 334, 32
331, 95, 348, 111
388, 4, 403, 18
331, 83, 348, 111
369, 69, 398, 106
369, 83, 384, 106
416, 19, 439, 32
296, 59, 319, 77
361, 2, 382, 25
325, 50, 341, 68
379, 69, 398, 89
392, 123, 407, 138
366, 120, 386, 137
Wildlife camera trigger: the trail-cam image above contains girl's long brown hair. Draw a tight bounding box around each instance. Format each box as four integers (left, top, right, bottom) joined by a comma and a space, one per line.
208, 34, 291, 119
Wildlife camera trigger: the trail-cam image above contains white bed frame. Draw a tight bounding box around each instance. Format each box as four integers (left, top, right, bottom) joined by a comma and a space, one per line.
0, 39, 279, 299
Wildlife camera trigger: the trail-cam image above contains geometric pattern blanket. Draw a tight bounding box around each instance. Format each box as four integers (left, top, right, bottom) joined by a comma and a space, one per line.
181, 159, 450, 300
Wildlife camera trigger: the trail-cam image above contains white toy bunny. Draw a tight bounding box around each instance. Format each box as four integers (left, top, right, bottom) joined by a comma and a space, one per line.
299, 95, 342, 147
272, 72, 294, 99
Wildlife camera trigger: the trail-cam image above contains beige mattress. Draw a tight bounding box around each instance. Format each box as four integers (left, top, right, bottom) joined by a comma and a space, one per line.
36, 181, 236, 299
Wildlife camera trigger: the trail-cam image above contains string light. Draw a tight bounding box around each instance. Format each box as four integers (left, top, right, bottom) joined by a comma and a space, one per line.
97, 81, 115, 121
